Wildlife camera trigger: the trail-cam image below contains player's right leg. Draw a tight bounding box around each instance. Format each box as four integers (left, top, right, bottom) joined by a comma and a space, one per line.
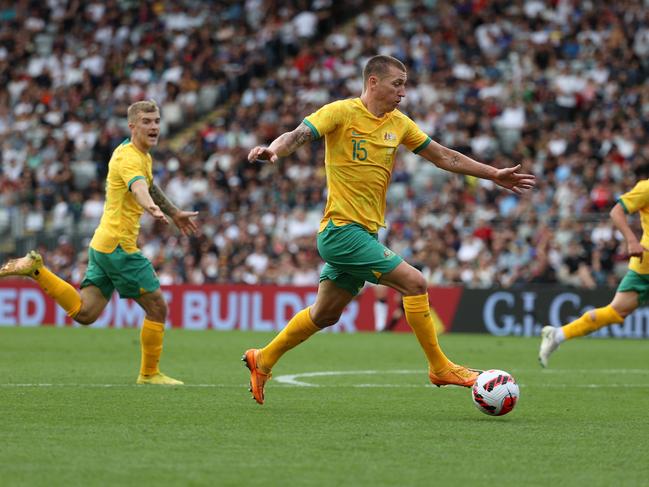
134, 289, 182, 385
539, 289, 636, 367
243, 279, 353, 404
0, 251, 83, 318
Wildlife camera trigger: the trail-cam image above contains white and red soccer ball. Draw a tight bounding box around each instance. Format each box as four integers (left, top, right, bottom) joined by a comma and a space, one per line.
471, 369, 520, 416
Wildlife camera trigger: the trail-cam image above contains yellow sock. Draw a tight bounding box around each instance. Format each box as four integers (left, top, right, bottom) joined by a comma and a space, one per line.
403, 294, 450, 373
259, 307, 320, 371
563, 305, 623, 340
33, 267, 81, 317
140, 318, 164, 376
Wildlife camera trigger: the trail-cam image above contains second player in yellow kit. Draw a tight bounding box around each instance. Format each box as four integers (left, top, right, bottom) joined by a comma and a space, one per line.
81, 139, 164, 300
243, 55, 536, 405
0, 100, 198, 385
539, 169, 649, 367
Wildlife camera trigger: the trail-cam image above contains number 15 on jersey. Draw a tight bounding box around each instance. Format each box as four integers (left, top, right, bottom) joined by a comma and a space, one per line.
352, 139, 367, 161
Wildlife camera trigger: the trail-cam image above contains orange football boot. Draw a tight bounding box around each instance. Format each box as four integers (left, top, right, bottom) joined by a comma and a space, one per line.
242, 349, 271, 405
429, 362, 481, 388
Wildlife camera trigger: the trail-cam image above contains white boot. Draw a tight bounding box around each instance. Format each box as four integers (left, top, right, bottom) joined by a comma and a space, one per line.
538, 326, 561, 368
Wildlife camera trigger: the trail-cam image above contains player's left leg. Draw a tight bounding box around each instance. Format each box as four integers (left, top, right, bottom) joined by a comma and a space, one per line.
0, 251, 42, 278
380, 261, 479, 387
104, 247, 181, 386
382, 294, 446, 333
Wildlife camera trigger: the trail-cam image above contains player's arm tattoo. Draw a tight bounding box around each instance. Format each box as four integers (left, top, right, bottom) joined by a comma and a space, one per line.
272, 122, 314, 156
450, 153, 460, 168
290, 123, 314, 147
149, 184, 179, 216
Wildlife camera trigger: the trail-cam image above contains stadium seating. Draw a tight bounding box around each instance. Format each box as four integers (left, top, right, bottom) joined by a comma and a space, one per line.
1, 0, 647, 289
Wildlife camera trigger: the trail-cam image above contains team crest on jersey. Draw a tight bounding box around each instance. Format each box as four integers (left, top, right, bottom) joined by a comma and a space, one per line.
383, 132, 396, 141
383, 249, 394, 258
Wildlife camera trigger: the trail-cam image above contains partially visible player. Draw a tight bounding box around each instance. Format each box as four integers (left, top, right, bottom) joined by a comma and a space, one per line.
243, 55, 536, 404
539, 165, 649, 367
373, 284, 390, 331
0, 100, 198, 385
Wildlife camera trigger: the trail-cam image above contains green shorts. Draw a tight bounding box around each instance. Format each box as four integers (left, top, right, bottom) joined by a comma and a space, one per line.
317, 220, 403, 296
81, 245, 160, 299
617, 270, 649, 305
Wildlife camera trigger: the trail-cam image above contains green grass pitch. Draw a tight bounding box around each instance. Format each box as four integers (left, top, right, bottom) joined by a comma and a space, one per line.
1, 326, 647, 487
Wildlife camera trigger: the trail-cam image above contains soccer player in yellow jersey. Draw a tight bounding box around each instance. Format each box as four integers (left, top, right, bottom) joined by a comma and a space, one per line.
243, 55, 536, 404
0, 100, 198, 385
539, 168, 649, 367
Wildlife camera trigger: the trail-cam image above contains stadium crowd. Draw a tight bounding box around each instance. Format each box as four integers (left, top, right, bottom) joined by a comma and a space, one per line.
1, 0, 649, 290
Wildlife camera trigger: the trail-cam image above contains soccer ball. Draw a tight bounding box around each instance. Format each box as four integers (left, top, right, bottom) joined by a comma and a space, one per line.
471, 369, 520, 416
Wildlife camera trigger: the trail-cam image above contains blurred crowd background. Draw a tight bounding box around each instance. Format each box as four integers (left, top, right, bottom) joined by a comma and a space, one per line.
1, 0, 648, 290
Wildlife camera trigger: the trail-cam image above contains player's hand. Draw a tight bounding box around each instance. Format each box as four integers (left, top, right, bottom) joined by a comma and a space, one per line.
147, 204, 169, 224
172, 210, 199, 236
248, 146, 278, 164
492, 164, 536, 194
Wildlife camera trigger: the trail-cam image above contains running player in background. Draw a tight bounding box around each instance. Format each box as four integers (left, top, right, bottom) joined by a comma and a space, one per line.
0, 100, 198, 385
243, 55, 536, 404
539, 165, 649, 367
373, 284, 391, 331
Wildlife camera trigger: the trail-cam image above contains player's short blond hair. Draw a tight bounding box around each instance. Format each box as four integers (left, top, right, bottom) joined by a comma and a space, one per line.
127, 100, 159, 123
363, 55, 406, 86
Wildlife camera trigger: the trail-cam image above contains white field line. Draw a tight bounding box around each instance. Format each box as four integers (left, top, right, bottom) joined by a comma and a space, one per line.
534, 368, 648, 374
1, 368, 646, 389
275, 369, 420, 387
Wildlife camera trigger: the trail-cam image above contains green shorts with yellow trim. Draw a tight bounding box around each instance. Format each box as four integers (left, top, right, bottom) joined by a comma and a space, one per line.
317, 220, 403, 296
81, 245, 160, 299
617, 270, 649, 305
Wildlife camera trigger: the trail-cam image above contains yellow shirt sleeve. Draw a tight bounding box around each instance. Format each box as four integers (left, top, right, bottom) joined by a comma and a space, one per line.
399, 114, 431, 153
117, 153, 147, 190
618, 180, 649, 214
303, 100, 348, 139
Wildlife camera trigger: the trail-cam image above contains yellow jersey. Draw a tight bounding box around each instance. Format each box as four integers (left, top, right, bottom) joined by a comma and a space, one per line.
89, 140, 153, 253
304, 98, 430, 233
618, 180, 649, 274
